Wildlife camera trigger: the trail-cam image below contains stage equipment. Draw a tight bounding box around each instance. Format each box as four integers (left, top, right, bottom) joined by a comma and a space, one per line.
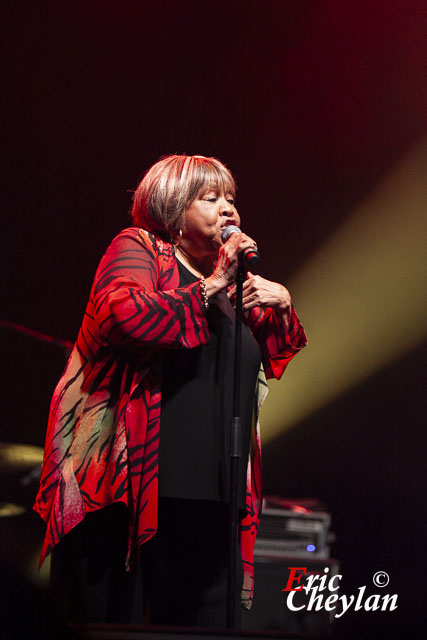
254, 496, 333, 560
242, 496, 339, 633
227, 258, 246, 628
242, 555, 340, 633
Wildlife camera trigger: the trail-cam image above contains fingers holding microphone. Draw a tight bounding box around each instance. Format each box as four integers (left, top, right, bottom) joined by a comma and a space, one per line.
221, 225, 260, 267
211, 228, 258, 286
215, 229, 292, 328
205, 227, 260, 297
220, 228, 292, 324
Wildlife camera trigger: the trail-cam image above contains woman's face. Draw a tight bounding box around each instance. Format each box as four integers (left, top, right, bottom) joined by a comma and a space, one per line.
180, 186, 240, 260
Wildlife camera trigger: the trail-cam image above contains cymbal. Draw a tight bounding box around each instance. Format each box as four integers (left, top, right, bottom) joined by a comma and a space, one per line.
0, 502, 26, 517
0, 442, 43, 472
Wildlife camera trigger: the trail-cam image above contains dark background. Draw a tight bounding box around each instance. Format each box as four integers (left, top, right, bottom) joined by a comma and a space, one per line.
1, 1, 426, 637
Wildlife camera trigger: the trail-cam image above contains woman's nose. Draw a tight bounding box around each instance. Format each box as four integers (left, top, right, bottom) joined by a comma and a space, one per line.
219, 197, 234, 216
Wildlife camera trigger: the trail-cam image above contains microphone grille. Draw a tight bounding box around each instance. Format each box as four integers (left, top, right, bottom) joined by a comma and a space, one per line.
221, 225, 241, 243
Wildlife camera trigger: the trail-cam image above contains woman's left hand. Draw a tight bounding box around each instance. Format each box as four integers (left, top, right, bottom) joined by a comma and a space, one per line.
228, 272, 292, 326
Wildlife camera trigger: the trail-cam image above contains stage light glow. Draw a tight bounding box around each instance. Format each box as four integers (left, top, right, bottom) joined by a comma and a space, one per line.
262, 139, 427, 444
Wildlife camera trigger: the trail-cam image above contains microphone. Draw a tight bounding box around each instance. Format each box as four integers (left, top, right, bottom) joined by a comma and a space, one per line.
221, 225, 260, 266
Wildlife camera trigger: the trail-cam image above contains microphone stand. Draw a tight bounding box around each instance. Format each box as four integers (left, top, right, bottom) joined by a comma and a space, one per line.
226, 258, 246, 628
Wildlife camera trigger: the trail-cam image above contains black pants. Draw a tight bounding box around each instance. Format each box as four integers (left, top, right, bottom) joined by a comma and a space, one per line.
50, 499, 243, 627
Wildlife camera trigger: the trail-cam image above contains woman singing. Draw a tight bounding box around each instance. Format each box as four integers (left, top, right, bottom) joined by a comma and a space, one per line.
34, 155, 307, 627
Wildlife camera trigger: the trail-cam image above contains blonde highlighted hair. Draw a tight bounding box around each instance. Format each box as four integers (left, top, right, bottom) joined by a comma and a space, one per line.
131, 155, 236, 241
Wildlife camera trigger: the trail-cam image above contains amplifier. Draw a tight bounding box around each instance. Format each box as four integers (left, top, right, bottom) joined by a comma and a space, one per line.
242, 556, 341, 633
254, 497, 334, 560
243, 497, 338, 632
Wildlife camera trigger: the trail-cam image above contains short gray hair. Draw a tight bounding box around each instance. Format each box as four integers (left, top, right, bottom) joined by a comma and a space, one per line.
131, 155, 236, 240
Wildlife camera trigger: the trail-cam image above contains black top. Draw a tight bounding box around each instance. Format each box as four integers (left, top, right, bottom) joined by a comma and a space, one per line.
158, 259, 262, 510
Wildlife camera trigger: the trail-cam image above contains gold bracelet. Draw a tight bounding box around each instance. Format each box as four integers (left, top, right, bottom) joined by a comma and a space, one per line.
199, 276, 209, 309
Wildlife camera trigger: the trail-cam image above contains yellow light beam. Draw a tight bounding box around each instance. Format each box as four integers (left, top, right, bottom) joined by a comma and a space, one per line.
262, 139, 427, 444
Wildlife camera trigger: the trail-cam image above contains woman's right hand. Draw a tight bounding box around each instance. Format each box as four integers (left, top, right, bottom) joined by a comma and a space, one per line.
205, 231, 257, 298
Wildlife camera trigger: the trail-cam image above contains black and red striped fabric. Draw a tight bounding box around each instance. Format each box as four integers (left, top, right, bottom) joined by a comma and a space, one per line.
34, 227, 307, 608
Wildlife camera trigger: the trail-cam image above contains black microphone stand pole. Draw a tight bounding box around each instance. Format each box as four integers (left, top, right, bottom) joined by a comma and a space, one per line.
226, 258, 246, 628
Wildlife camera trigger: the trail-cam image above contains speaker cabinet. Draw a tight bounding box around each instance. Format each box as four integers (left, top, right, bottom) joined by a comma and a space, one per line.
242, 556, 340, 635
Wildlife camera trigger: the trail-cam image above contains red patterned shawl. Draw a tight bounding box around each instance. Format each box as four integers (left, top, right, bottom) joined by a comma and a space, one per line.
34, 227, 307, 608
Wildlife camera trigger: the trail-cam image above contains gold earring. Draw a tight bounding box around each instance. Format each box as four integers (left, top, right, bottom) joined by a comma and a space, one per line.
173, 229, 183, 246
